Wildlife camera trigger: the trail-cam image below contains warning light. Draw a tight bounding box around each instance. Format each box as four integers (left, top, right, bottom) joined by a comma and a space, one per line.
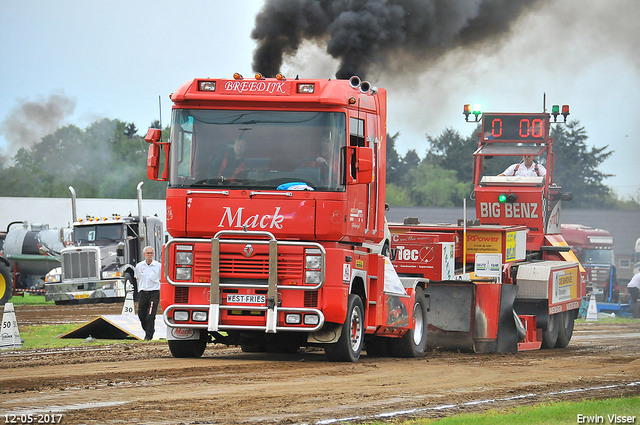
498, 193, 517, 203
562, 105, 570, 122
552, 105, 560, 122
463, 104, 482, 122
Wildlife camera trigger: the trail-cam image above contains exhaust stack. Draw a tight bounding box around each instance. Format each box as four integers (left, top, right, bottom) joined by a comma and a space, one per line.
68, 186, 77, 223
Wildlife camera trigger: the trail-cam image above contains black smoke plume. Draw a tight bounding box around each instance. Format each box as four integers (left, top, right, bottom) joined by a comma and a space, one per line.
252, 0, 545, 79
0, 93, 76, 157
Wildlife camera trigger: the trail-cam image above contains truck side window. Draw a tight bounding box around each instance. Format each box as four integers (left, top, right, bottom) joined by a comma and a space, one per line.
349, 117, 365, 147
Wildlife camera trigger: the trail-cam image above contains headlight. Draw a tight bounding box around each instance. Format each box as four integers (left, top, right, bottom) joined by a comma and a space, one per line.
192, 311, 208, 322
45, 274, 61, 283
304, 314, 320, 325
285, 313, 301, 324
102, 271, 122, 279
305, 255, 322, 269
176, 252, 193, 265
305, 270, 321, 284
174, 311, 189, 321
175, 267, 192, 280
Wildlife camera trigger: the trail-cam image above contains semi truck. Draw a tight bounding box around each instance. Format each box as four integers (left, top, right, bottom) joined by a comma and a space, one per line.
561, 224, 616, 302
44, 183, 164, 304
145, 74, 583, 360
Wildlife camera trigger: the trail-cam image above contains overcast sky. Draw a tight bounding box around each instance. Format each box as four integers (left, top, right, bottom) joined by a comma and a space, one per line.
1, 0, 638, 198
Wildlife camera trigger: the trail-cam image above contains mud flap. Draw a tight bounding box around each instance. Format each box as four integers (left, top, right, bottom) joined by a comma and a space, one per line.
424, 281, 475, 352
474, 284, 519, 353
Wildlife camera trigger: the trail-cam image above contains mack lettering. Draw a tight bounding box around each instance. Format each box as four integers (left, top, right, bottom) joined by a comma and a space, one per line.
218, 206, 285, 229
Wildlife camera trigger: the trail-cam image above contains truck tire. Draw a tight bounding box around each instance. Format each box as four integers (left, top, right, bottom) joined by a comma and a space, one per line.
555, 310, 575, 348
325, 294, 364, 362
390, 287, 428, 358
123, 272, 137, 301
541, 312, 559, 349
0, 264, 12, 306
168, 332, 207, 358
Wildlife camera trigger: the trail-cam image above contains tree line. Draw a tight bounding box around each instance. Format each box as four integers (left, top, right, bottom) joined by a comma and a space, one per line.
0, 118, 636, 209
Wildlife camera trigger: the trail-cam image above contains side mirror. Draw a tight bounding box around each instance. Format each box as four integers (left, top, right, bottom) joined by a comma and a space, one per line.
145, 128, 169, 181
347, 146, 374, 185
147, 143, 161, 180
145, 128, 161, 143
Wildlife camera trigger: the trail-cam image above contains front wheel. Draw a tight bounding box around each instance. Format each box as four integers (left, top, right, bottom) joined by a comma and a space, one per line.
555, 310, 575, 348
168, 332, 207, 358
325, 294, 364, 362
541, 312, 559, 349
390, 287, 428, 358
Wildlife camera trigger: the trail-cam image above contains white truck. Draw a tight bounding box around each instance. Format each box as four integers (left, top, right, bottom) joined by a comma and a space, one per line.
44, 182, 164, 304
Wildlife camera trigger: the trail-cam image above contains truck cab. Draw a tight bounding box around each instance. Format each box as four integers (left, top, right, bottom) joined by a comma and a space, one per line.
561, 224, 616, 301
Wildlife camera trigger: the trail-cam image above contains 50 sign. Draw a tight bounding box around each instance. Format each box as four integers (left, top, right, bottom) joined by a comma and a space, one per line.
483, 114, 548, 141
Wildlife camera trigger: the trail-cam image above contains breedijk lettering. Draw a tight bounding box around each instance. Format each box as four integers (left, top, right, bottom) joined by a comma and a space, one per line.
223, 81, 286, 94
218, 207, 285, 229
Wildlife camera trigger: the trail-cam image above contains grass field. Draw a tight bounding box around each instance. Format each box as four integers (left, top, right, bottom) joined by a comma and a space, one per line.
366, 397, 640, 424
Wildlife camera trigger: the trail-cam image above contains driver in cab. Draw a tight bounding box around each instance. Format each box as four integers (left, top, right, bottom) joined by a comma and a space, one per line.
499, 155, 546, 177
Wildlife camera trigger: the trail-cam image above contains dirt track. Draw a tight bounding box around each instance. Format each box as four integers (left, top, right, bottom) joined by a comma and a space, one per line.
1, 303, 640, 424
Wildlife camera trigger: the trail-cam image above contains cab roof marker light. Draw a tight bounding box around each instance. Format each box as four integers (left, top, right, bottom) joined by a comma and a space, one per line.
233, 73, 243, 80
297, 83, 315, 94
198, 81, 216, 91
255, 73, 264, 80
276, 73, 286, 81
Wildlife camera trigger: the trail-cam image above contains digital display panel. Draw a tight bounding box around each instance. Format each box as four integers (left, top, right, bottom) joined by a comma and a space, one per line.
482, 114, 548, 141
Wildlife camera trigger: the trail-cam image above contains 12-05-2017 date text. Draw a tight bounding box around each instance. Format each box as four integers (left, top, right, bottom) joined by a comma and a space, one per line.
4, 414, 63, 424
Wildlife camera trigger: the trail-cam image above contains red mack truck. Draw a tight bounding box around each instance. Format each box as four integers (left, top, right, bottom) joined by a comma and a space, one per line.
146, 74, 426, 361
388, 107, 585, 352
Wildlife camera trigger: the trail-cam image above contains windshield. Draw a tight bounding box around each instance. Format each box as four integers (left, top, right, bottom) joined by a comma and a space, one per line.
582, 249, 614, 265
74, 223, 124, 243
169, 109, 346, 191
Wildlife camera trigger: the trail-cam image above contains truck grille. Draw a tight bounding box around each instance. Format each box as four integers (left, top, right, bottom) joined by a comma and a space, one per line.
193, 250, 304, 280
62, 250, 99, 280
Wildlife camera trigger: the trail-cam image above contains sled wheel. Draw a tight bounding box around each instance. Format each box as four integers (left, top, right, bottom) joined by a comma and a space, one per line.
555, 310, 575, 348
541, 312, 559, 349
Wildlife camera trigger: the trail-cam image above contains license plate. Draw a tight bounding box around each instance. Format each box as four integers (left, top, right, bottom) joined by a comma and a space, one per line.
227, 294, 266, 304
73, 293, 90, 299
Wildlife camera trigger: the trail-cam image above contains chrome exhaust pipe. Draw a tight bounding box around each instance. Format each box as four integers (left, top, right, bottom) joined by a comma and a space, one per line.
359, 81, 371, 93
349, 76, 361, 89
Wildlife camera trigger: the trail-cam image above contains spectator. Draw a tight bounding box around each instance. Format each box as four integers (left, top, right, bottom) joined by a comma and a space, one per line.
134, 246, 161, 341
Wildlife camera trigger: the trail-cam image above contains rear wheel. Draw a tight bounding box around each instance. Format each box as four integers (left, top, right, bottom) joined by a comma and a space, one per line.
555, 310, 575, 348
541, 312, 559, 349
325, 294, 364, 362
168, 332, 207, 358
390, 287, 428, 358
0, 264, 12, 306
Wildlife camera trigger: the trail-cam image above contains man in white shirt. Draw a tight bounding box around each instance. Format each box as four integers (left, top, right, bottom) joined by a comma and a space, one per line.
499, 155, 547, 177
134, 246, 162, 340
627, 272, 640, 304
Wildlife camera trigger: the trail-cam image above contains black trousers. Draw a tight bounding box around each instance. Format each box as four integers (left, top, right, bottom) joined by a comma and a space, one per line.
138, 290, 160, 340
629, 287, 640, 304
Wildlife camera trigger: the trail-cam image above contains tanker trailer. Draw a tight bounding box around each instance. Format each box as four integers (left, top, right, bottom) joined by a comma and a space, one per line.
2, 221, 71, 293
